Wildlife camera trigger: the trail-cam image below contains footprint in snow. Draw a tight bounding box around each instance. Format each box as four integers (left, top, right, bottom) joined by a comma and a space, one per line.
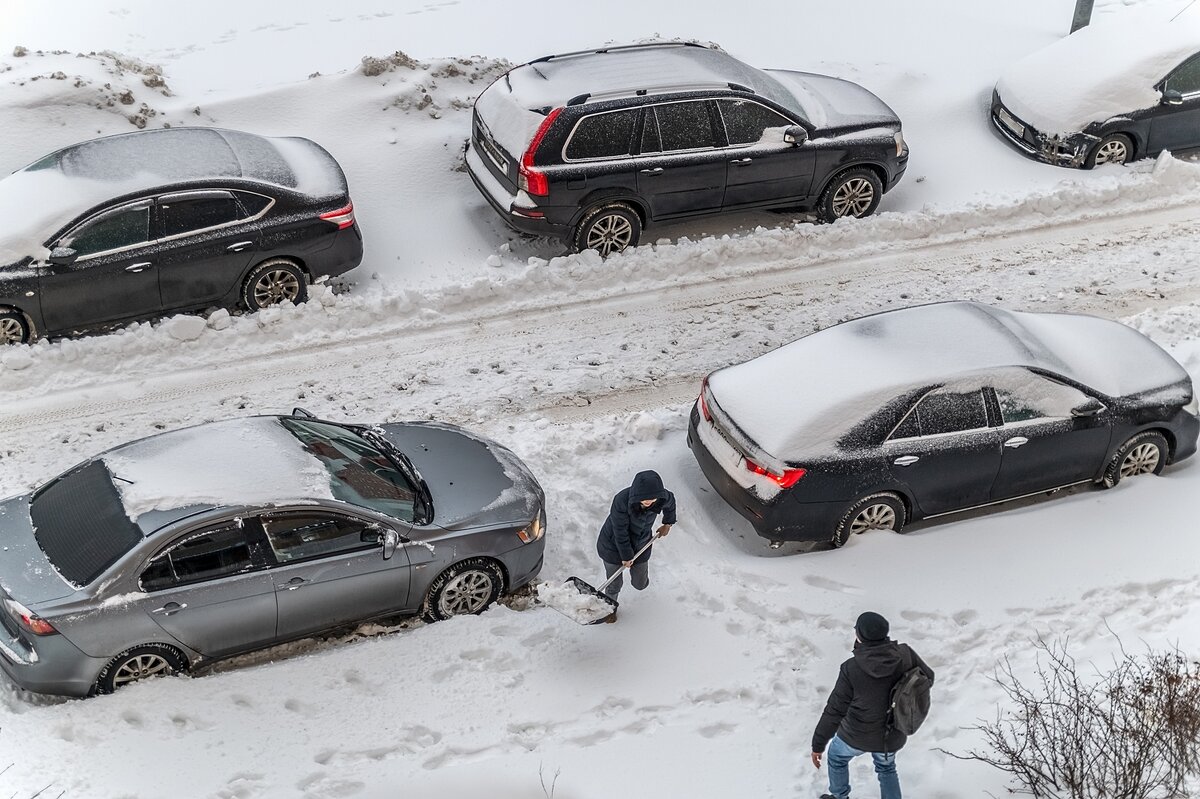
698, 722, 737, 738
803, 574, 863, 594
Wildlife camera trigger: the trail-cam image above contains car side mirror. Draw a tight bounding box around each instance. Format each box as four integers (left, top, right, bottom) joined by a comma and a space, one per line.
1162, 89, 1184, 106
291, 407, 315, 419
783, 125, 808, 146
381, 528, 401, 560
48, 246, 78, 266
1071, 398, 1105, 417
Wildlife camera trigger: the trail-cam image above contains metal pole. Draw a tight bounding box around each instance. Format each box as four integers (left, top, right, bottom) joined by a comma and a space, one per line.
1071, 0, 1095, 33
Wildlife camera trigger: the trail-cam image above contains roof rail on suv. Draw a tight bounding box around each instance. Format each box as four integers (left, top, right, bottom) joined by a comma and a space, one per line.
528, 41, 711, 65
566, 81, 755, 107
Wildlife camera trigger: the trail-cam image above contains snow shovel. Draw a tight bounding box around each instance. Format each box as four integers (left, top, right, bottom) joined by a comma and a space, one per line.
538, 533, 663, 625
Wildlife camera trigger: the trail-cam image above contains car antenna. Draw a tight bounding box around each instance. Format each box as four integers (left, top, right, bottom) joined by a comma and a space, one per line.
1171, 0, 1196, 20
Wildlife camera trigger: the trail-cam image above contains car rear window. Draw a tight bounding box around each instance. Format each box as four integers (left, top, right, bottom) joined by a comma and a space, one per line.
564, 109, 638, 160
30, 460, 143, 586
159, 194, 245, 238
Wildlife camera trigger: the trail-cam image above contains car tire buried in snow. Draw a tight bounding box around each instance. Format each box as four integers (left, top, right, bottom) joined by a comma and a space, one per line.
572, 203, 641, 257
95, 643, 187, 694
832, 492, 906, 548
0, 310, 30, 345
422, 557, 505, 622
1086, 133, 1134, 168
242, 258, 309, 312
816, 167, 883, 223
1102, 430, 1168, 488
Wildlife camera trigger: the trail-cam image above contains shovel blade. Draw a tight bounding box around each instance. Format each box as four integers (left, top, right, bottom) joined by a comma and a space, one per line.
538, 576, 619, 625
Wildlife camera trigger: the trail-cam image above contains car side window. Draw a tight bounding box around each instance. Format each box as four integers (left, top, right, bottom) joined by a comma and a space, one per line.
234, 192, 272, 216
564, 109, 638, 160
261, 512, 374, 564
651, 101, 716, 152
717, 99, 792, 146
159, 194, 245, 238
1165, 53, 1200, 96
140, 522, 255, 591
995, 372, 1090, 424
62, 204, 151, 257
889, 409, 921, 440
916, 389, 988, 436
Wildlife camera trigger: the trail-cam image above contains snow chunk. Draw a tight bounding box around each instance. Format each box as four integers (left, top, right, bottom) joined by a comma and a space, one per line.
537, 579, 614, 625
164, 314, 207, 341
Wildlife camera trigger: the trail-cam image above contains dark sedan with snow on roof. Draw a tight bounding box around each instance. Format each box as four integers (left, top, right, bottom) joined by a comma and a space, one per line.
688, 302, 1199, 547
0, 411, 544, 696
0, 127, 363, 345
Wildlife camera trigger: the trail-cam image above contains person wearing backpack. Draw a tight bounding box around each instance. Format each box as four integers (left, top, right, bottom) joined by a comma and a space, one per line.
810, 611, 935, 799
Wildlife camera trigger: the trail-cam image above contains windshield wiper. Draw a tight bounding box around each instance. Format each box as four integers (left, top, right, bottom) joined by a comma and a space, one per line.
359, 427, 435, 525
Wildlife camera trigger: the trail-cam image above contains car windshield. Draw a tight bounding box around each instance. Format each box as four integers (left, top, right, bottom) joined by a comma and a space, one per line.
30, 460, 143, 586
279, 418, 422, 522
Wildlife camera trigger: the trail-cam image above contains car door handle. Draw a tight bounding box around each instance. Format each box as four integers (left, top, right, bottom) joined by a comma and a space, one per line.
151, 602, 187, 615
893, 455, 920, 466
730, 157, 753, 165
282, 577, 308, 591
1004, 436, 1030, 448
226, 241, 255, 252
639, 167, 664, 175
125, 262, 153, 273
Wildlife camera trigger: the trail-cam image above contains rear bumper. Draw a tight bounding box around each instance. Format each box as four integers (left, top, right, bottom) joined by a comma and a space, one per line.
0, 629, 105, 697
465, 143, 570, 238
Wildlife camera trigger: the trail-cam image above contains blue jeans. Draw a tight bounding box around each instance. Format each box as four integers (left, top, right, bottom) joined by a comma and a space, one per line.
826, 733, 901, 799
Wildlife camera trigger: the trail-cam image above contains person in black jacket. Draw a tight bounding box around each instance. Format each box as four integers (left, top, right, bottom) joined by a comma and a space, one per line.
594, 470, 676, 617
810, 612, 934, 799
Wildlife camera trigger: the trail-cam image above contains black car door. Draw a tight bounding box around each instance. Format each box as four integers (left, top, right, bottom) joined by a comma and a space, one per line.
1148, 52, 1200, 155
716, 99, 816, 208
154, 190, 264, 310
883, 388, 1002, 516
988, 372, 1113, 500
636, 100, 727, 219
38, 200, 161, 332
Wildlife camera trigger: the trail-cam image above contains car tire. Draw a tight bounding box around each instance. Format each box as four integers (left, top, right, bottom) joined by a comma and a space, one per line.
1086, 133, 1134, 168
0, 311, 30, 345
1101, 431, 1168, 488
816, 168, 883, 223
421, 558, 505, 622
241, 258, 308, 312
832, 493, 906, 548
95, 643, 186, 694
572, 203, 641, 257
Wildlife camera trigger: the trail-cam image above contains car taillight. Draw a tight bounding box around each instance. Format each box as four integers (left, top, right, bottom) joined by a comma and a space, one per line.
518, 107, 563, 197
698, 377, 713, 422
4, 599, 58, 636
744, 458, 807, 489
319, 202, 355, 230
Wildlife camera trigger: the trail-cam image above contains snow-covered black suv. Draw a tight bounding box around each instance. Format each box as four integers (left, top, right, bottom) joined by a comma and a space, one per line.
466, 42, 908, 256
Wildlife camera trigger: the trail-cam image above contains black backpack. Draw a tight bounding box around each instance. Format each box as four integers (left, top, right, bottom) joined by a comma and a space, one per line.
887, 645, 932, 736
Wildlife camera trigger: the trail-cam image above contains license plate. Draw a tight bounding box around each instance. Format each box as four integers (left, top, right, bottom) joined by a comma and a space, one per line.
476, 125, 509, 173
997, 107, 1025, 138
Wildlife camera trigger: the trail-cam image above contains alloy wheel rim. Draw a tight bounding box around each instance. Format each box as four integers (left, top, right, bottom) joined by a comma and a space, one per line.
113, 653, 173, 687
1095, 140, 1128, 165
1120, 443, 1160, 477
0, 317, 24, 345
850, 503, 896, 535
253, 269, 301, 307
832, 178, 875, 217
585, 214, 633, 256
439, 571, 494, 616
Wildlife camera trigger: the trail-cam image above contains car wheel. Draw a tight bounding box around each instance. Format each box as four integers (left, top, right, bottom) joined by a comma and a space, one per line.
573, 203, 641, 257
96, 643, 186, 694
0, 311, 30, 345
422, 558, 505, 622
832, 493, 906, 548
1086, 134, 1134, 168
241, 258, 308, 312
1102, 431, 1168, 488
816, 168, 883, 223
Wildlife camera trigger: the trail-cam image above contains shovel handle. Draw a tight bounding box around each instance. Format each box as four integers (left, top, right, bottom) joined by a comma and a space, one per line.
596, 532, 663, 592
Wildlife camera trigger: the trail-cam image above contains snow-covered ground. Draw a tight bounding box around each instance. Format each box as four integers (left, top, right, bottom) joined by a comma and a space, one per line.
2, 0, 1200, 797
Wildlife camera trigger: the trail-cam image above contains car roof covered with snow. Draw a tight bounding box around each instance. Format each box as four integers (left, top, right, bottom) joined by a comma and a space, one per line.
995, 6, 1200, 135
708, 301, 1190, 458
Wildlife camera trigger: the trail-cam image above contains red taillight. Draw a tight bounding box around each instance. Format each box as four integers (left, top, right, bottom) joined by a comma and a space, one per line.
744, 458, 807, 489
5, 599, 58, 636
698, 377, 713, 422
518, 107, 563, 197
319, 202, 355, 230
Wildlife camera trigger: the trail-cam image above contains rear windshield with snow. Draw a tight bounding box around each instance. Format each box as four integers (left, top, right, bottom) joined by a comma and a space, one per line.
30, 460, 143, 586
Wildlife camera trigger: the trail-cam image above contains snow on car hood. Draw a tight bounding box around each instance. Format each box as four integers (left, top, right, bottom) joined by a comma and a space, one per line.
377, 421, 541, 531
0, 495, 76, 604
995, 7, 1200, 136
766, 70, 898, 131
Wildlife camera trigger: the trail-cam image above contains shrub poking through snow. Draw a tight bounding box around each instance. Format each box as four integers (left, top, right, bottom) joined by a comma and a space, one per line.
952, 637, 1200, 798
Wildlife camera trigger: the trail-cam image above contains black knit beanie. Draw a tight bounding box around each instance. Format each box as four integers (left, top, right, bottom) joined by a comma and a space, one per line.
855, 611, 890, 642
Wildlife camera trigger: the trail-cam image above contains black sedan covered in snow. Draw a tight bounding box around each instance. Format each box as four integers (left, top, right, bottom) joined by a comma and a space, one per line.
0, 411, 544, 696
688, 302, 1199, 547
991, 8, 1200, 167
0, 127, 363, 345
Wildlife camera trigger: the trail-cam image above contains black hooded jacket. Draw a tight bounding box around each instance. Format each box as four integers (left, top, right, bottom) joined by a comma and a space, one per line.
812, 639, 935, 754
596, 470, 677, 565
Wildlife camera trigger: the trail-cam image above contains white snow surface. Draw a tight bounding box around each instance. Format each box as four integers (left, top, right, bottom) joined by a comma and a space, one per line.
102, 417, 334, 520
996, 4, 1200, 135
